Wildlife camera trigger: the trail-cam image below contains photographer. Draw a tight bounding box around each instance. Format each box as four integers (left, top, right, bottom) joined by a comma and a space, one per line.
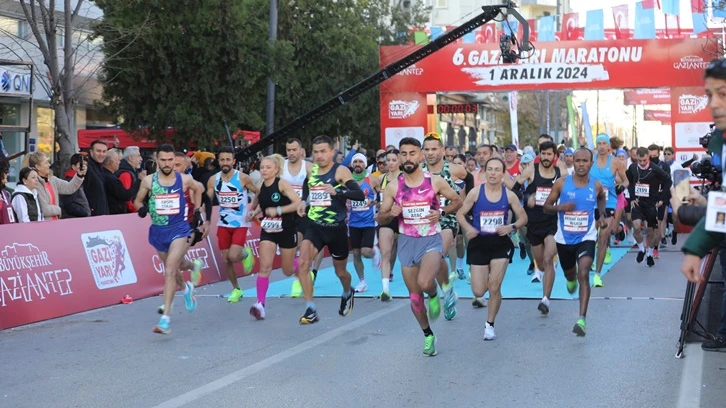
675, 58, 726, 351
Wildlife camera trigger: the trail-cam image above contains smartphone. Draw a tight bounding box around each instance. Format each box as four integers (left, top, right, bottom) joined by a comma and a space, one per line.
673, 169, 691, 203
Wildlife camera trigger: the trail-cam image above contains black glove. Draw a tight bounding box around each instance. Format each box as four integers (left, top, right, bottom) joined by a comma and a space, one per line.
138, 205, 148, 218
193, 208, 203, 228
615, 185, 625, 195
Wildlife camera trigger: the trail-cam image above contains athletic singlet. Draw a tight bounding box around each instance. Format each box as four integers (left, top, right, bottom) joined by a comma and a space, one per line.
472, 185, 509, 236
349, 177, 376, 228
258, 177, 294, 233
395, 172, 441, 237
524, 164, 560, 224
589, 154, 617, 209
282, 159, 307, 200
555, 175, 598, 244
454, 179, 465, 193
421, 161, 456, 211
149, 172, 187, 227
214, 170, 250, 228
307, 163, 347, 226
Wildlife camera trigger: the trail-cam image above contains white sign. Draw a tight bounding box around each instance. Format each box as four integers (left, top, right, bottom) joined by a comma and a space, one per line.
0, 70, 31, 96
0, 243, 73, 306
674, 122, 712, 149
81, 230, 137, 290
678, 94, 708, 114
706, 192, 726, 233
384, 127, 424, 151
388, 100, 420, 119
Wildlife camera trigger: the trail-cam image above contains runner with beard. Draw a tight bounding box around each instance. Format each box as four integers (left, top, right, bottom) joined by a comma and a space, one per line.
378, 137, 462, 356
348, 153, 382, 293
512, 141, 560, 315
206, 146, 259, 303
421, 132, 471, 320
648, 144, 671, 258
374, 149, 401, 301
136, 144, 206, 334
626, 147, 671, 267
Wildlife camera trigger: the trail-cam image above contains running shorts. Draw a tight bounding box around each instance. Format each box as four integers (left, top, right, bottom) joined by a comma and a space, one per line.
657, 203, 667, 221
149, 223, 192, 254
595, 208, 616, 219
398, 234, 443, 267
556, 240, 596, 271
349, 226, 376, 249
304, 223, 350, 260
260, 229, 297, 249
467, 234, 513, 266
526, 220, 557, 247
217, 226, 248, 250
295, 215, 309, 235
631, 203, 658, 227
440, 214, 459, 234
616, 193, 627, 211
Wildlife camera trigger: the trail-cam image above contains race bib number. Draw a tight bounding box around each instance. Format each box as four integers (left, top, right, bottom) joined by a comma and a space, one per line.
402, 201, 430, 225
479, 210, 505, 234
624, 188, 630, 199
706, 192, 726, 233
310, 187, 331, 207
563, 211, 589, 233
535, 187, 551, 206
7, 207, 15, 223
439, 195, 447, 209
351, 200, 368, 212
218, 191, 239, 208
292, 185, 304, 199
261, 217, 283, 233
155, 194, 180, 215
635, 183, 650, 198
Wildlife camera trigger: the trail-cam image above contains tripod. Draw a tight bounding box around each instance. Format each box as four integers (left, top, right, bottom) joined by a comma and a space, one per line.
676, 248, 718, 358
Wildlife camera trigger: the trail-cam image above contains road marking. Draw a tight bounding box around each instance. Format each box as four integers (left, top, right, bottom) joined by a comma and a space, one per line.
152, 301, 407, 408
677, 344, 704, 408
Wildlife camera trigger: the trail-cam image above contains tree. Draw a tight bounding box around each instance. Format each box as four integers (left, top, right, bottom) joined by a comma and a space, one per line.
492, 91, 571, 148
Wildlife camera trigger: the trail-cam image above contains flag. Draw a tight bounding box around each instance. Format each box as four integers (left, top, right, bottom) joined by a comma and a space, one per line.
477, 23, 498, 44
525, 19, 537, 44
503, 19, 518, 36
509, 92, 519, 148
612, 5, 630, 39
715, 1, 726, 18
691, 0, 707, 35
661, 0, 679, 15
430, 26, 443, 40
581, 102, 594, 150
560, 12, 580, 41
567, 95, 579, 149
462, 31, 475, 44
691, 0, 704, 13
413, 31, 429, 45
641, 0, 656, 8
537, 15, 556, 41
665, 14, 681, 37
634, 1, 656, 39
584, 9, 605, 40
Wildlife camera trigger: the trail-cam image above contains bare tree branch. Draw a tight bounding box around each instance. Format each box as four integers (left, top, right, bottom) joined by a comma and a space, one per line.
71, 0, 84, 22
19, 0, 51, 59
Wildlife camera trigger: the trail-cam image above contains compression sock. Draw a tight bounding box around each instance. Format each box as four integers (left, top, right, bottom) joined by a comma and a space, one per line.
256, 276, 269, 305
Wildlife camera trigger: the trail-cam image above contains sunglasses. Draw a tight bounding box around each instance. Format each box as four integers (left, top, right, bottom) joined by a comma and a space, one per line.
425, 132, 442, 140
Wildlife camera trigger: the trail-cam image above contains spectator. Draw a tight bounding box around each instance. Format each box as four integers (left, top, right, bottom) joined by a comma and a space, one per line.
84, 140, 109, 216
60, 154, 91, 218
0, 159, 14, 224
102, 149, 135, 215
11, 167, 43, 222
117, 146, 145, 213
26, 151, 84, 221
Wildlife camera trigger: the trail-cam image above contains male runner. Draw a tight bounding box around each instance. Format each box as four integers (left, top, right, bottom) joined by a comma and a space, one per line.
136, 144, 206, 334
626, 147, 671, 267
589, 134, 628, 287
544, 148, 607, 336
296, 135, 365, 324
378, 137, 462, 356
206, 146, 258, 303
513, 141, 560, 314
647, 144, 671, 257
563, 148, 574, 175
473, 144, 493, 185
533, 134, 570, 175
422, 132, 470, 320
503, 144, 521, 179
349, 153, 382, 292
662, 146, 681, 245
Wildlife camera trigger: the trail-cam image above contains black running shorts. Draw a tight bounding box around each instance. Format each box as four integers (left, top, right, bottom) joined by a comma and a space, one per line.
556, 240, 596, 271
304, 223, 350, 260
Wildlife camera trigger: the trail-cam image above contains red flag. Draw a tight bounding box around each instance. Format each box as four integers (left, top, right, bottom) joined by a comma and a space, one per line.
560, 12, 580, 40
476, 23, 498, 44
642, 0, 656, 9
691, 0, 705, 13
525, 19, 537, 44
612, 5, 629, 40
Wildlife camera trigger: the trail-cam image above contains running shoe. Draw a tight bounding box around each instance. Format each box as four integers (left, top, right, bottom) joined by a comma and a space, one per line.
373, 246, 382, 270
241, 246, 255, 274
472, 298, 487, 308
190, 259, 203, 286
527, 263, 535, 276
566, 279, 578, 294
355, 280, 368, 293
519, 242, 527, 259
654, 248, 660, 259
537, 298, 549, 315
153, 316, 170, 334
423, 334, 437, 356
593, 274, 603, 287
157, 303, 172, 315
443, 285, 458, 320
483, 322, 496, 341
661, 237, 667, 247
428, 295, 441, 321
636, 251, 645, 263
228, 288, 243, 303
339, 290, 354, 316
183, 282, 197, 312
290, 279, 302, 298
380, 291, 391, 302
647, 255, 655, 267
573, 318, 586, 336
671, 232, 678, 245
249, 302, 265, 320
615, 223, 626, 242
299, 307, 318, 324
389, 273, 394, 282
604, 248, 612, 264
531, 270, 542, 283
456, 268, 466, 281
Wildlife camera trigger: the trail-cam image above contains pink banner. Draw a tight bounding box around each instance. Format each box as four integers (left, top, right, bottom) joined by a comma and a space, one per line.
643, 109, 671, 124
624, 89, 671, 105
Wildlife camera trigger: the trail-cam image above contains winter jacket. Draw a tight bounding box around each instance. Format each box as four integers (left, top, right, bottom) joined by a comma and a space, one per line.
60, 169, 91, 218
11, 184, 42, 222
36, 172, 84, 220
102, 166, 135, 215
83, 158, 109, 216
116, 158, 140, 213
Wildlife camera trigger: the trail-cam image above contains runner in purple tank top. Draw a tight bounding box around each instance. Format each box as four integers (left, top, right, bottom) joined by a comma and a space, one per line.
378, 137, 462, 357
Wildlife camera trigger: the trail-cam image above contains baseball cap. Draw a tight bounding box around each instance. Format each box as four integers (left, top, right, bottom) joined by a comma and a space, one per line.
505, 144, 517, 151
185, 151, 195, 158
517, 149, 523, 155
520, 152, 535, 164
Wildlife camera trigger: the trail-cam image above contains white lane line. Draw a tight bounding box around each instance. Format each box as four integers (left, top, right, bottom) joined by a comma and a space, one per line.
677, 344, 705, 408
152, 301, 407, 408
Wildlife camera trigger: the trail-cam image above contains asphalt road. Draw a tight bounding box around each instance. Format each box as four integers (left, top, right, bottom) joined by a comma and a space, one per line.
2, 244, 725, 408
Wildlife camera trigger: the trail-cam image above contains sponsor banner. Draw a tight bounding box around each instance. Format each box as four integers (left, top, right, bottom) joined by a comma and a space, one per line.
671, 86, 713, 151
623, 88, 670, 105
643, 109, 671, 125
380, 92, 428, 149
0, 209, 281, 330
673, 122, 712, 149
379, 38, 715, 92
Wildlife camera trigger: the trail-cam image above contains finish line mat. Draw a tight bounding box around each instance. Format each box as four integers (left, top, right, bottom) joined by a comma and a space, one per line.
239, 246, 631, 300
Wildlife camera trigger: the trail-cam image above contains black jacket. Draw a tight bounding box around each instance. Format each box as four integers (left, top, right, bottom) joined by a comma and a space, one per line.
60, 170, 91, 218
102, 166, 135, 215
83, 158, 109, 216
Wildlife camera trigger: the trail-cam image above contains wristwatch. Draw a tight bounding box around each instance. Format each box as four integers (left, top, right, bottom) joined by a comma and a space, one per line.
440, 209, 446, 217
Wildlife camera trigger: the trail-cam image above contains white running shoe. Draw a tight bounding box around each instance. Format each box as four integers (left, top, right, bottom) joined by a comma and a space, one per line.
355, 280, 368, 293
373, 246, 382, 270
531, 270, 542, 283
483, 322, 496, 340
249, 302, 265, 320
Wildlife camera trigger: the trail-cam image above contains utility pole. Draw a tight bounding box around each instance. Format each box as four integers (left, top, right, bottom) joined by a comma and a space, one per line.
265, 0, 278, 155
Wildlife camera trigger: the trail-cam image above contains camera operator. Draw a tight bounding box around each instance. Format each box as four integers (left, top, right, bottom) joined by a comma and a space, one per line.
675, 58, 726, 351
